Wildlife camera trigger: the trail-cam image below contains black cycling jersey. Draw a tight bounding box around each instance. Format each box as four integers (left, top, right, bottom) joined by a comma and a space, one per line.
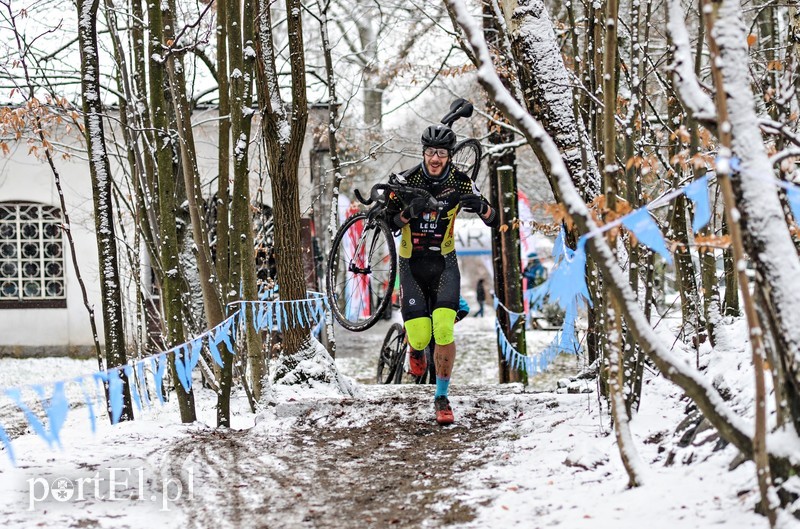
385, 162, 498, 321
386, 163, 498, 258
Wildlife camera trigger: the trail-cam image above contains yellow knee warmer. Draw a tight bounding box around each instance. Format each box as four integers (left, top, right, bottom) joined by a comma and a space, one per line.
432, 308, 457, 346
405, 317, 432, 351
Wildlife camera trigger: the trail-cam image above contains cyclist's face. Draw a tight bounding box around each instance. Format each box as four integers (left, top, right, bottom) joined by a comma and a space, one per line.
423, 147, 449, 177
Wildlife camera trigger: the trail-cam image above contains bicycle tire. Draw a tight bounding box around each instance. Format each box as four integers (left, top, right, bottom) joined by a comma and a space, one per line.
378, 322, 406, 384
451, 138, 483, 186
327, 213, 397, 332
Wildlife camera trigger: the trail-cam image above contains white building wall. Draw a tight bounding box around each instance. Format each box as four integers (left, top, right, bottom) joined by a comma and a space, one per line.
0, 112, 316, 357
0, 139, 104, 356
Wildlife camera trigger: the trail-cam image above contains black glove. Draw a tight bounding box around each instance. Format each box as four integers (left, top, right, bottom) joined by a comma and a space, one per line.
459, 194, 490, 215
403, 197, 429, 219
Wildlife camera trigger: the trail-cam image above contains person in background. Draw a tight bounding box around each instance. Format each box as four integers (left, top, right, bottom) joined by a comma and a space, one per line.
474, 278, 487, 317
523, 252, 548, 329
523, 253, 547, 290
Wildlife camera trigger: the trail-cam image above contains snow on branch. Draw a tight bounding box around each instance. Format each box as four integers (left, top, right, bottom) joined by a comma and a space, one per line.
666, 0, 716, 124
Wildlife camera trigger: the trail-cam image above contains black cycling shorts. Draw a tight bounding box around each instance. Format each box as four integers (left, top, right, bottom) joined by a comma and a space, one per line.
399, 252, 461, 321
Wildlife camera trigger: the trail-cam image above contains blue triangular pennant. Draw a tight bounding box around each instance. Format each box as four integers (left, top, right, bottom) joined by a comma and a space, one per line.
174, 346, 191, 393
508, 312, 521, 330
189, 339, 202, 373
208, 338, 224, 367
251, 302, 259, 331
683, 176, 711, 232
306, 300, 315, 324
552, 227, 567, 261
786, 185, 800, 223
41, 382, 69, 449
257, 303, 268, 331
229, 311, 241, 343
0, 421, 15, 466
152, 355, 167, 404
92, 372, 108, 420
123, 366, 142, 411
136, 362, 151, 409
219, 317, 235, 354
6, 388, 51, 446
107, 369, 124, 424
547, 237, 592, 310
76, 377, 98, 433
621, 209, 673, 264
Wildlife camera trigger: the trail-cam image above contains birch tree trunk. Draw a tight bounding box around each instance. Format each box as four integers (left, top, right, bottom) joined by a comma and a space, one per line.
76, 0, 133, 422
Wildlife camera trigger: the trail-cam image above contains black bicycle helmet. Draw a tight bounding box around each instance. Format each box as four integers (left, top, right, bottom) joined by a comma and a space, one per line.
421, 124, 457, 150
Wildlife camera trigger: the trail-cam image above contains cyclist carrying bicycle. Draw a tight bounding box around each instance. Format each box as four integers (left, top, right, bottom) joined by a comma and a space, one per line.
385, 123, 499, 425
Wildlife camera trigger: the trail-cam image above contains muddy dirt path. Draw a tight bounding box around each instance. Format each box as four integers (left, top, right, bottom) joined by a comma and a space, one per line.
156, 385, 556, 529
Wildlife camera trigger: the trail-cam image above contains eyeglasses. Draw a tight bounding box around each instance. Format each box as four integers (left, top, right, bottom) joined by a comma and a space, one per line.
423, 147, 449, 158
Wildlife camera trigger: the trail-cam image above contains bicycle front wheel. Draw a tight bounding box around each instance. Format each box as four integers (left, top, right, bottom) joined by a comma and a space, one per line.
327, 213, 397, 332
377, 322, 406, 384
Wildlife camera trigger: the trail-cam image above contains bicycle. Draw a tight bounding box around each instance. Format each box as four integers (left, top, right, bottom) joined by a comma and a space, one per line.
326, 98, 484, 332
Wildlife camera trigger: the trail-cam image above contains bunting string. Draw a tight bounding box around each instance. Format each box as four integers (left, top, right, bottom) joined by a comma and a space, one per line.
0, 293, 329, 466
492, 165, 725, 375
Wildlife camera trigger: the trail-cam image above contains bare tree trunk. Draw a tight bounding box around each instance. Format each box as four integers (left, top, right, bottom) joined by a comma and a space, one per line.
160, 0, 229, 425
721, 214, 739, 316
226, 0, 264, 399
504, 0, 601, 201
147, 0, 196, 422
501, 0, 603, 370
76, 0, 133, 422
482, 0, 525, 384
608, 301, 645, 487
217, 0, 232, 295
318, 0, 345, 358
254, 0, 311, 358
702, 2, 775, 520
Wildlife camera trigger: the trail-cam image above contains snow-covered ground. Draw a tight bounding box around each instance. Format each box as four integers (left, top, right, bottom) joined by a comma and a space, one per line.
0, 314, 794, 528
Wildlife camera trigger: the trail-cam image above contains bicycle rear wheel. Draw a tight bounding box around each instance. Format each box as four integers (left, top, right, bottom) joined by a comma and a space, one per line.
451, 138, 483, 188
378, 322, 406, 384
327, 213, 397, 332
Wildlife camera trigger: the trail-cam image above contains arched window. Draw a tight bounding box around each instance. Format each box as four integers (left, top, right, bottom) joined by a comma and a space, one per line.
0, 203, 66, 308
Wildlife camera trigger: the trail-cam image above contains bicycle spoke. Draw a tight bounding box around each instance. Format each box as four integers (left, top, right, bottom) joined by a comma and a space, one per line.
327, 213, 397, 331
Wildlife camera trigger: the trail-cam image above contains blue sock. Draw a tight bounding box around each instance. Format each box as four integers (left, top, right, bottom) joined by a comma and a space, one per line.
435, 376, 450, 399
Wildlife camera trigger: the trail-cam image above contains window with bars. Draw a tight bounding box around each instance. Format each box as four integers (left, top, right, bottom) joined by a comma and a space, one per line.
0, 203, 66, 308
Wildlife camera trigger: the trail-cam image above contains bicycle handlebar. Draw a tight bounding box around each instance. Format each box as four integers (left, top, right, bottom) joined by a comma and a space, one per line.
354, 182, 444, 211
